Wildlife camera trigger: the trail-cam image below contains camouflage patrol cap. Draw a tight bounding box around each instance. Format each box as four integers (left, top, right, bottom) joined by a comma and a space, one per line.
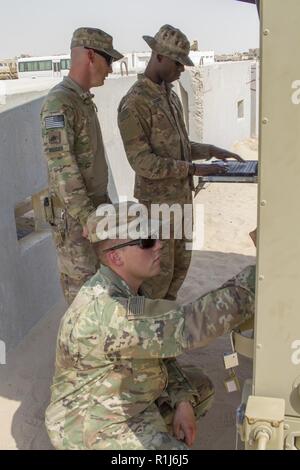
143, 24, 194, 67
85, 201, 160, 243
71, 27, 123, 61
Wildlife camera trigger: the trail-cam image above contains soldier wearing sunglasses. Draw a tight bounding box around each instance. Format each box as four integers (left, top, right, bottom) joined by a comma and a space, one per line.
40, 27, 123, 304
46, 201, 256, 450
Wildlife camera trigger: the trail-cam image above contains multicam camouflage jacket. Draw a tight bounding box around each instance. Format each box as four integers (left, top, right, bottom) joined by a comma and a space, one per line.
118, 75, 212, 203
41, 77, 108, 227
46, 264, 255, 449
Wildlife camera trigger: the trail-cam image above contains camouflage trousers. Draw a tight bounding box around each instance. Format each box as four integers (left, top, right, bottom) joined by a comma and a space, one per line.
140, 198, 193, 300
86, 364, 214, 450
52, 212, 99, 304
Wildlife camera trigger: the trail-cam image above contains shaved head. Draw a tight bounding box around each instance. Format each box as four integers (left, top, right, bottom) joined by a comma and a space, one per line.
93, 238, 124, 265
70, 47, 88, 65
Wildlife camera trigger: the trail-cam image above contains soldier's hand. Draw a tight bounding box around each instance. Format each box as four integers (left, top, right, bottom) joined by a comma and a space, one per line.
173, 401, 197, 447
249, 228, 257, 247
193, 163, 228, 177
210, 145, 244, 162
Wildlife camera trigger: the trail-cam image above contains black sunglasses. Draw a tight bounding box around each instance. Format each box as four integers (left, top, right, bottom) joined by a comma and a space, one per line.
174, 60, 183, 67
84, 47, 114, 66
102, 237, 157, 253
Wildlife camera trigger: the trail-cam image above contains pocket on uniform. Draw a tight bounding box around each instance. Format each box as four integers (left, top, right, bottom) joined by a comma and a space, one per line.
52, 225, 65, 248
132, 358, 167, 394
51, 207, 67, 247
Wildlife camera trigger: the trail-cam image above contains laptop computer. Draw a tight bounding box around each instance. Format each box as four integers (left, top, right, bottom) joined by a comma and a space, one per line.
197, 160, 258, 184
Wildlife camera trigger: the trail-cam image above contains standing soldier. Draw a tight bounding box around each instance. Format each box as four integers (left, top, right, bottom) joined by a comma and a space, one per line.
118, 24, 243, 301
41, 27, 123, 304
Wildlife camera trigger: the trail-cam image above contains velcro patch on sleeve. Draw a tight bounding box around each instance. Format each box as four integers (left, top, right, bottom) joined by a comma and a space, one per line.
48, 146, 64, 153
127, 296, 145, 320
44, 114, 65, 129
48, 130, 61, 145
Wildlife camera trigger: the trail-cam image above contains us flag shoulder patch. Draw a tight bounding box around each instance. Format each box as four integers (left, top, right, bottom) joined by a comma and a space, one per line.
127, 296, 145, 319
44, 115, 65, 130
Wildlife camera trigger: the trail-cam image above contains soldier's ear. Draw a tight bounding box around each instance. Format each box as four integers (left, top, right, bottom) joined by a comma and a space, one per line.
156, 54, 164, 63
108, 250, 123, 267
86, 48, 95, 65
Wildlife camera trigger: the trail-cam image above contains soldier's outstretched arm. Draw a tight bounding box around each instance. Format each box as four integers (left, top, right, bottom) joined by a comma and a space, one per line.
118, 103, 190, 180
41, 103, 95, 226
101, 265, 255, 359
182, 265, 255, 349
190, 142, 244, 162
190, 141, 212, 161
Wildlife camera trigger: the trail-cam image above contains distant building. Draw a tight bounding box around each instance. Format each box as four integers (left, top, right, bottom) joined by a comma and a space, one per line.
14, 49, 216, 80
0, 59, 17, 80
190, 40, 199, 51
113, 50, 215, 75
17, 55, 70, 79
113, 52, 151, 75
215, 48, 259, 62
189, 51, 215, 66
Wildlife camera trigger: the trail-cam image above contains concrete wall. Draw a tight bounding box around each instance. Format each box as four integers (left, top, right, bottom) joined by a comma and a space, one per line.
0, 76, 136, 351
180, 62, 254, 151
201, 62, 253, 149
0, 98, 62, 350
93, 76, 136, 200
0, 78, 61, 109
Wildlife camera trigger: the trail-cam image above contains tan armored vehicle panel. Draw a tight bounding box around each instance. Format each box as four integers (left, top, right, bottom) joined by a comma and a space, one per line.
238, 0, 300, 450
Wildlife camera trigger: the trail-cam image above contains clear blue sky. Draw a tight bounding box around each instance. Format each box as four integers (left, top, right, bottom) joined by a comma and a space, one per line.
1, 0, 259, 58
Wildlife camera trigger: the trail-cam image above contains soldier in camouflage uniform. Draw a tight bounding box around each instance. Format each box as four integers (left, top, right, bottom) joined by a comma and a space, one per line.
45, 201, 256, 450
118, 25, 243, 301
40, 27, 123, 304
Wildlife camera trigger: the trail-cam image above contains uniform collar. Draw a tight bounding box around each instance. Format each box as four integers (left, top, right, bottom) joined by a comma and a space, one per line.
138, 74, 173, 96
62, 76, 95, 103
99, 265, 146, 297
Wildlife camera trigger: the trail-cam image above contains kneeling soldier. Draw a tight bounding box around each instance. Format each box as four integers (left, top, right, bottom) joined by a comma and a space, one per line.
45, 201, 256, 450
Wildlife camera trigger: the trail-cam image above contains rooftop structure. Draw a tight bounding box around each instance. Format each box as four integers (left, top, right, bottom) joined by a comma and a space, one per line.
0, 59, 17, 80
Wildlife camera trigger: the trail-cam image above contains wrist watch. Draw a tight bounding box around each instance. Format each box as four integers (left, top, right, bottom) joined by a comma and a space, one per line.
188, 163, 196, 176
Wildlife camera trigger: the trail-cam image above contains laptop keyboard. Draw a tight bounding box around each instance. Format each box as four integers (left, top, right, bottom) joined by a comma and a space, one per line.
223, 160, 258, 177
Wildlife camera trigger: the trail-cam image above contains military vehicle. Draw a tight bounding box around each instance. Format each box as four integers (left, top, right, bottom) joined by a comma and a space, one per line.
232, 0, 300, 450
